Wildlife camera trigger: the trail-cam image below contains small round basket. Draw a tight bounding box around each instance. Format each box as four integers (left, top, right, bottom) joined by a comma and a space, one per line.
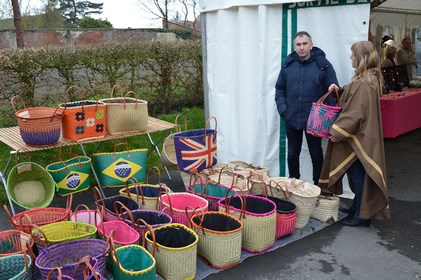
7, 162, 56, 209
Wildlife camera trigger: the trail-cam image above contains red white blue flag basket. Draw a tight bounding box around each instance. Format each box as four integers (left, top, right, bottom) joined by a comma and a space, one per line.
173, 116, 217, 172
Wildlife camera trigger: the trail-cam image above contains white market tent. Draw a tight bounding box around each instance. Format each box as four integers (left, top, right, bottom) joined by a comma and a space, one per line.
199, 0, 421, 185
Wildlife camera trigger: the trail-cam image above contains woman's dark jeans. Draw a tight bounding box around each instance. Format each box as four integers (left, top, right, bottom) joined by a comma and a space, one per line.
285, 126, 323, 185
347, 159, 366, 217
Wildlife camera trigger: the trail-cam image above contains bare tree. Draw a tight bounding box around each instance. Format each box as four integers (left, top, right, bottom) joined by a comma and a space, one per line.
11, 0, 25, 48
138, 0, 176, 29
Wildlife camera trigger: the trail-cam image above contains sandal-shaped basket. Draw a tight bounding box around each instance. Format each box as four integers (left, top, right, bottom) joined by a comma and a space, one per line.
190, 208, 243, 269
93, 186, 139, 222
118, 168, 170, 210
218, 188, 277, 254
35, 238, 110, 278
3, 194, 72, 234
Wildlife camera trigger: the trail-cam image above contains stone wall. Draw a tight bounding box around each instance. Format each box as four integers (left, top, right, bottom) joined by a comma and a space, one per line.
0, 28, 176, 49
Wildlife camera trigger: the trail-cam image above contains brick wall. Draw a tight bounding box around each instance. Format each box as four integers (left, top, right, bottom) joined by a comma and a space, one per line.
0, 28, 176, 49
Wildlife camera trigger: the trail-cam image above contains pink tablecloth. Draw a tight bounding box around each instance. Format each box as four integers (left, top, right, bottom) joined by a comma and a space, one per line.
380, 89, 421, 138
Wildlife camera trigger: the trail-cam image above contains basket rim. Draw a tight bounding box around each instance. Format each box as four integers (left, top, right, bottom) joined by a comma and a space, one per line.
144, 223, 198, 251
15, 107, 64, 121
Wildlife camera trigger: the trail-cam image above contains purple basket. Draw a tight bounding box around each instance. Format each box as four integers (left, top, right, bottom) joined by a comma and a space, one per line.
173, 117, 218, 172
35, 238, 109, 279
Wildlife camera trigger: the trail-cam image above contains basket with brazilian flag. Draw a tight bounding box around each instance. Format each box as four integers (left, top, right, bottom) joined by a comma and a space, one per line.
93, 141, 148, 188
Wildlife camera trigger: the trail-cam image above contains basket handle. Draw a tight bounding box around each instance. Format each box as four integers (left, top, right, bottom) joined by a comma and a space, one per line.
66, 85, 83, 99
10, 95, 27, 113
146, 166, 161, 184
185, 206, 206, 234
137, 218, 156, 256
30, 224, 50, 249
92, 186, 106, 213
267, 180, 291, 200
318, 87, 340, 106
174, 114, 188, 133
203, 116, 217, 139
108, 232, 124, 269
247, 180, 267, 197
17, 213, 33, 233
188, 172, 209, 198
126, 177, 145, 206
114, 200, 136, 228
113, 141, 130, 157
110, 84, 124, 97
65, 193, 73, 213
223, 185, 246, 219
124, 91, 138, 110
72, 255, 94, 279
82, 88, 101, 111
46, 267, 64, 280
157, 186, 173, 216
3, 204, 16, 227
72, 203, 96, 225
81, 258, 100, 280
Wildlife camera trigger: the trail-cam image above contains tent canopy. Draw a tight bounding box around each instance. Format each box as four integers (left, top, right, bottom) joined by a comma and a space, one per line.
372, 0, 421, 14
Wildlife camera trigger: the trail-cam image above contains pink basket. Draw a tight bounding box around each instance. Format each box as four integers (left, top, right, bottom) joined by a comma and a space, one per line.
306, 88, 341, 138
159, 189, 209, 226
70, 204, 100, 226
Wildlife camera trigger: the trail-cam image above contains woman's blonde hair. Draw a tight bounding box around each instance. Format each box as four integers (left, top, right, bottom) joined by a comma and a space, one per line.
385, 45, 397, 57
351, 41, 384, 95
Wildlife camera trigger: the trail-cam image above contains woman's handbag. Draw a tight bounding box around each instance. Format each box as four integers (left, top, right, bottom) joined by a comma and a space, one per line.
306, 88, 341, 138
59, 87, 107, 141
46, 148, 91, 196
173, 116, 218, 173
92, 142, 148, 187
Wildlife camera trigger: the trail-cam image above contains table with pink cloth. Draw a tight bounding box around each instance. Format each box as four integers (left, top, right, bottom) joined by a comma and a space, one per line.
380, 89, 421, 138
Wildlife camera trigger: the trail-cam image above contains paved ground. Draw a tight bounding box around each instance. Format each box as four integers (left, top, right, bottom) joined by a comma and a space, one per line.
1, 128, 421, 280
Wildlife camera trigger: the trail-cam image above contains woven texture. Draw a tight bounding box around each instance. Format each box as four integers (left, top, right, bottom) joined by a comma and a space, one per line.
0, 230, 34, 257
144, 223, 198, 280
7, 162, 56, 209
310, 195, 340, 223
0, 253, 33, 280
3, 204, 70, 234
31, 221, 97, 250
159, 191, 209, 226
218, 195, 277, 254
186, 180, 237, 211
306, 88, 341, 138
35, 238, 109, 278
46, 155, 91, 196
59, 99, 107, 141
11, 96, 63, 147
267, 177, 321, 228
119, 183, 169, 210
93, 148, 148, 188
160, 115, 187, 167
190, 211, 243, 269
70, 204, 100, 226
97, 219, 140, 246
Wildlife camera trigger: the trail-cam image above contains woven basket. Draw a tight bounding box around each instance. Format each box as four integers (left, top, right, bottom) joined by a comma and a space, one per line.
0, 250, 33, 280
310, 195, 340, 223
35, 238, 110, 278
144, 223, 198, 280
118, 168, 170, 210
93, 186, 140, 222
158, 189, 209, 227
31, 221, 97, 251
99, 85, 148, 134
218, 192, 277, 254
190, 210, 243, 269
0, 230, 35, 259
45, 267, 75, 280
70, 204, 100, 226
160, 114, 187, 167
59, 87, 107, 141
206, 167, 248, 194
186, 173, 237, 211
109, 237, 156, 280
3, 195, 72, 234
11, 95, 64, 147
7, 162, 57, 209
266, 177, 321, 228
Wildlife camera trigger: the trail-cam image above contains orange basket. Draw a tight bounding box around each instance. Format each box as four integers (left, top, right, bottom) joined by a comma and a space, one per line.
11, 96, 64, 147
59, 87, 107, 141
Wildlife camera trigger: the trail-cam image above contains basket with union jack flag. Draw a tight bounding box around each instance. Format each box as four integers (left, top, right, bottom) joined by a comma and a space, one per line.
173, 116, 218, 173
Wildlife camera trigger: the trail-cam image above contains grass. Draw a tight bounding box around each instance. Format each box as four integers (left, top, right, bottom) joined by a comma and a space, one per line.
0, 106, 205, 206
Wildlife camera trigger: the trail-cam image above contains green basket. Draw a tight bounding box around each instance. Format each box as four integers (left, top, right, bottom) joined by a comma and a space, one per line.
46, 155, 92, 196
7, 162, 57, 209
0, 252, 33, 280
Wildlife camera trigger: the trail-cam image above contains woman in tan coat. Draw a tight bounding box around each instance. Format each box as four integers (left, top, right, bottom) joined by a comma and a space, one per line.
319, 41, 390, 227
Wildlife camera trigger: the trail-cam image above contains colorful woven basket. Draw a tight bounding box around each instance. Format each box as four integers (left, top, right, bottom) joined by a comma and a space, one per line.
99, 86, 149, 134
45, 267, 75, 280
158, 189, 209, 227
173, 116, 218, 173
37, 254, 98, 280
190, 210, 243, 269
59, 87, 107, 141
306, 88, 341, 138
218, 192, 277, 254
35, 238, 110, 278
3, 195, 72, 234
46, 153, 92, 196
31, 221, 97, 251
144, 223, 198, 280
7, 162, 57, 209
0, 230, 34, 259
160, 114, 187, 167
11, 95, 64, 147
93, 142, 148, 188
70, 204, 100, 226
0, 249, 33, 280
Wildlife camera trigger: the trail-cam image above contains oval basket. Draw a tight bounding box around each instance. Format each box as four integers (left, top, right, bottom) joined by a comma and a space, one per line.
310, 195, 340, 223
7, 162, 57, 209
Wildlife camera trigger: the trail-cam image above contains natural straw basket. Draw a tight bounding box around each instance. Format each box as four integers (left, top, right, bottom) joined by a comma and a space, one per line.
266, 177, 321, 228
160, 114, 187, 167
310, 195, 340, 223
99, 85, 148, 134
190, 210, 243, 269
11, 95, 64, 147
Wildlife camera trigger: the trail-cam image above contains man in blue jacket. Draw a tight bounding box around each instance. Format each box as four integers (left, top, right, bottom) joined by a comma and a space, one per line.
275, 31, 338, 185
